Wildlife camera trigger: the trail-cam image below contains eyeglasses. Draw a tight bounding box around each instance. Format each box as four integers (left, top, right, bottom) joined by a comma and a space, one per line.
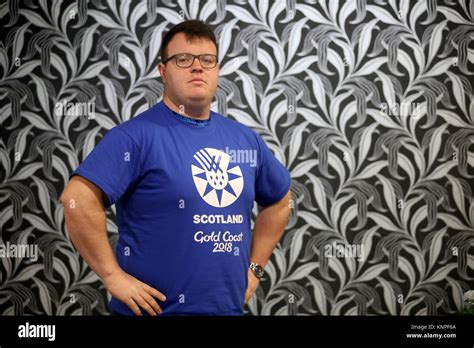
162, 53, 218, 69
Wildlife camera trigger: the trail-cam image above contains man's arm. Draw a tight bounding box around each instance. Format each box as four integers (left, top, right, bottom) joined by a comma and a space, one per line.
245, 190, 292, 304
61, 176, 166, 316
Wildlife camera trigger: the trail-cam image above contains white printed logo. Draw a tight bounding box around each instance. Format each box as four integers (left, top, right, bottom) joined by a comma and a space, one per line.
191, 148, 244, 207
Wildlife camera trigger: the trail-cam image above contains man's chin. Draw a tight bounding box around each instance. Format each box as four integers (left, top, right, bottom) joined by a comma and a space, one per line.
187, 94, 211, 104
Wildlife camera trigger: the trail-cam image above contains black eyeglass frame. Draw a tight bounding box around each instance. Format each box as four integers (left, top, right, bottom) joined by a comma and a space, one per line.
162, 53, 219, 68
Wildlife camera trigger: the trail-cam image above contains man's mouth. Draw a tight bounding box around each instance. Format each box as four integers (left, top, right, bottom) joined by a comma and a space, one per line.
189, 78, 206, 84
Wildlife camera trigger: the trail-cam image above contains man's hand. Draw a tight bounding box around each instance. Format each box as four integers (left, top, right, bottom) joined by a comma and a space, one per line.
104, 270, 166, 316
244, 268, 260, 306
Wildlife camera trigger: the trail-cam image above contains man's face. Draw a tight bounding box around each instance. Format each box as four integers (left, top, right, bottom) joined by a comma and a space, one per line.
158, 33, 219, 108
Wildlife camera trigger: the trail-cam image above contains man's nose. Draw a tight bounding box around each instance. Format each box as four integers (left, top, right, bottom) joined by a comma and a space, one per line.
190, 57, 204, 72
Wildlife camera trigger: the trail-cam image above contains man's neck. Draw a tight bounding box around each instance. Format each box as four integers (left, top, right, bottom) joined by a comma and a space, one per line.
162, 95, 210, 120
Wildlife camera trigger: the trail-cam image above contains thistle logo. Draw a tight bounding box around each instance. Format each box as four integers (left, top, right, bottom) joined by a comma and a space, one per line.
191, 148, 244, 207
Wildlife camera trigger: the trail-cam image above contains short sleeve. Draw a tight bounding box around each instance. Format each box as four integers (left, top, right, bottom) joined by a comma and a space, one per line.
70, 127, 143, 208
254, 133, 291, 207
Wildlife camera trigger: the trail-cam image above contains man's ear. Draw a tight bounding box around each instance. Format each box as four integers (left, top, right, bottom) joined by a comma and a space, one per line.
158, 63, 166, 83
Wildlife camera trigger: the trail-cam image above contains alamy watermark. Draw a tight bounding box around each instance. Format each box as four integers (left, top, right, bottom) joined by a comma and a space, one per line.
18, 322, 55, 341
55, 99, 95, 119
324, 242, 365, 262
380, 101, 421, 119
222, 147, 257, 167
0, 242, 38, 262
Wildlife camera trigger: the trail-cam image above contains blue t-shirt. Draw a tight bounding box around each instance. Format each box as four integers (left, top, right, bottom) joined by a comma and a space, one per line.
71, 101, 291, 315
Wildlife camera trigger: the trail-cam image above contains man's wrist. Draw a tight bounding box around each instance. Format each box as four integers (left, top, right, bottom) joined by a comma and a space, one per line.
249, 262, 264, 279
101, 267, 123, 285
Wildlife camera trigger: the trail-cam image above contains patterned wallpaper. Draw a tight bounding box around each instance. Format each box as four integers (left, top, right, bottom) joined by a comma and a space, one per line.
1, 0, 473, 315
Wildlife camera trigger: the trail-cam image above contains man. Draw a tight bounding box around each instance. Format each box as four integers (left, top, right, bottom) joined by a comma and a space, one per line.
61, 20, 291, 316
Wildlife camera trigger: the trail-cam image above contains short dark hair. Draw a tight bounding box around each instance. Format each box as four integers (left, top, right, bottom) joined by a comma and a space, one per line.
160, 20, 218, 62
